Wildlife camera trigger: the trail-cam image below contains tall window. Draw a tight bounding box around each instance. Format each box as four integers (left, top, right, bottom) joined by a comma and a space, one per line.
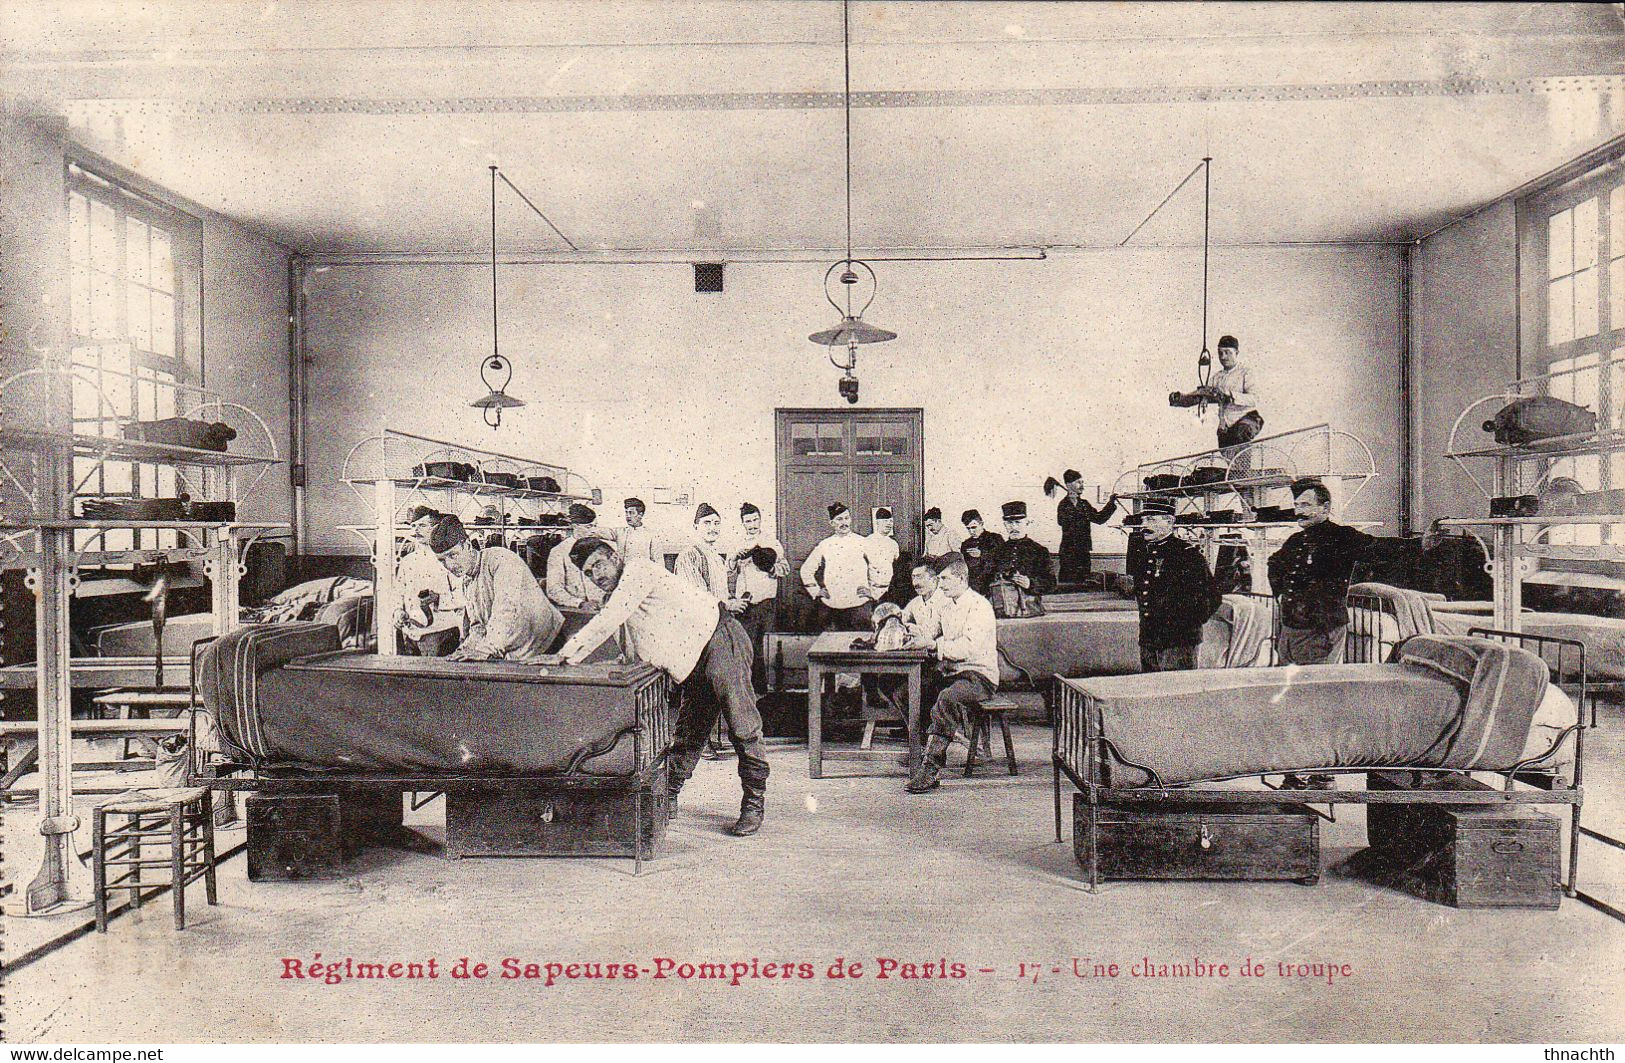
65, 160, 202, 558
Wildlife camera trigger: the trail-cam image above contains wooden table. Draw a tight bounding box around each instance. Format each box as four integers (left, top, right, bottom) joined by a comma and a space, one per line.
806, 632, 932, 779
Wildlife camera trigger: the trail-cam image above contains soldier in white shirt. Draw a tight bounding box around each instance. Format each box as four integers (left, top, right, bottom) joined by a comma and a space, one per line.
615, 496, 658, 564
922, 506, 957, 557
800, 502, 880, 631
394, 505, 463, 656
677, 502, 738, 606
546, 503, 606, 611
731, 502, 789, 695
906, 555, 1002, 794
560, 538, 769, 837
865, 506, 902, 602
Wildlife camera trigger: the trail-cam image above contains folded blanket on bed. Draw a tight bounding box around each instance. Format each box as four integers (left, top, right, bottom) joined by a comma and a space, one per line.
1069, 634, 1549, 785
1395, 634, 1548, 771
1350, 582, 1442, 640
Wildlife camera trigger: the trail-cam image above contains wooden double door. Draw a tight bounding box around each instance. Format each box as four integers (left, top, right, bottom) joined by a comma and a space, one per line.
775, 408, 925, 568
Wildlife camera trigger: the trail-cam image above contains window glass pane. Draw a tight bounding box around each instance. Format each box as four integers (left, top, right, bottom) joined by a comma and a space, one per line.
150, 294, 175, 357
1613, 258, 1625, 332
91, 273, 119, 339
790, 423, 817, 456
1574, 454, 1602, 490
126, 287, 150, 350
103, 341, 130, 378
73, 456, 98, 493
90, 199, 118, 273
1576, 268, 1599, 339
103, 460, 131, 495
1550, 208, 1573, 279
71, 265, 91, 335
154, 372, 176, 419
69, 194, 89, 264
158, 466, 176, 496
855, 428, 882, 455
125, 218, 148, 286
819, 424, 842, 453
71, 375, 98, 427
150, 230, 174, 294
1575, 197, 1599, 270
1574, 353, 1600, 411
1612, 184, 1625, 257
1549, 276, 1574, 345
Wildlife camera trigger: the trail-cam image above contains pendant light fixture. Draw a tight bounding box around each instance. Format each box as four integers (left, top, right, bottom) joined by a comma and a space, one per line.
470, 164, 527, 429
809, 0, 896, 405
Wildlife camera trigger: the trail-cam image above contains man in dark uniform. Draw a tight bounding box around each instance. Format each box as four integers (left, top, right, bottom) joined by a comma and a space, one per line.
959, 509, 1005, 598
1130, 498, 1220, 672
1266, 478, 1377, 667
992, 501, 1056, 617
1050, 470, 1119, 583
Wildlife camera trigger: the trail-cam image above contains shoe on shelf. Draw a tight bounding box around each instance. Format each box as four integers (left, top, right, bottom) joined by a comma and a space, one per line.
1280, 773, 1307, 790
1305, 774, 1335, 790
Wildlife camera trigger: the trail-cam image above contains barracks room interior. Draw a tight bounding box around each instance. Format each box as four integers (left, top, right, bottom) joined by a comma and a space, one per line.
2, 0, 1625, 1045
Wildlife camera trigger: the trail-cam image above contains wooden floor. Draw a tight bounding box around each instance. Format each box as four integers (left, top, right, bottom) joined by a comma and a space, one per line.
5, 720, 1625, 1043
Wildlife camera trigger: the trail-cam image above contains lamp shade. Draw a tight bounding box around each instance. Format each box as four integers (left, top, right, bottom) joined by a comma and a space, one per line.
808, 316, 897, 347
470, 390, 526, 411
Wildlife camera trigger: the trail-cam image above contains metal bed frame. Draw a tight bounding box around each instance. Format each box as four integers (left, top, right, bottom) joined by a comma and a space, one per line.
183, 636, 676, 874
1053, 627, 1596, 915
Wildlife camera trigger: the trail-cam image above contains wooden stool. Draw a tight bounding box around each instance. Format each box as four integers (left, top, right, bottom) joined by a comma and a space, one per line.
93, 787, 218, 932
963, 696, 1019, 778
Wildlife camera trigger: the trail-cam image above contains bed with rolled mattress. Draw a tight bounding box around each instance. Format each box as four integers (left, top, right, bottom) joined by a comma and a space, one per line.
1052, 630, 1586, 894
189, 621, 674, 870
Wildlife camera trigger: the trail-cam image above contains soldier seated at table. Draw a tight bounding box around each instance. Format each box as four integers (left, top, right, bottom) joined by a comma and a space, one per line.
906, 554, 1001, 794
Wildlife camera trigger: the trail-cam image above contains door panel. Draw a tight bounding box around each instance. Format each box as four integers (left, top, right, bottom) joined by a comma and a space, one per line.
782, 467, 849, 567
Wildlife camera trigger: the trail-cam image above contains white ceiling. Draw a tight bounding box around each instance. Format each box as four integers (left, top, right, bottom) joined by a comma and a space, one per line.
3, 1, 1623, 253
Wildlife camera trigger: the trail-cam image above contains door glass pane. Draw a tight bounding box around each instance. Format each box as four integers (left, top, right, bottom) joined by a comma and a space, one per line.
818, 423, 843, 456
1549, 209, 1573, 279
1574, 197, 1599, 270
855, 427, 882, 455
1549, 276, 1574, 345
791, 423, 818, 457
882, 428, 910, 457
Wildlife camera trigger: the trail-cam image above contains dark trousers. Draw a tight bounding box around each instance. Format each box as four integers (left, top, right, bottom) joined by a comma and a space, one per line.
739, 598, 777, 695
403, 627, 460, 657
816, 601, 873, 633
1058, 548, 1092, 583
1139, 643, 1198, 673
1279, 625, 1346, 665
925, 671, 999, 760
669, 609, 771, 799
1217, 410, 1264, 448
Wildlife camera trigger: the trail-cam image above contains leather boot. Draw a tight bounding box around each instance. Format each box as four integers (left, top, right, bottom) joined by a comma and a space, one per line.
728, 790, 765, 836
906, 737, 949, 794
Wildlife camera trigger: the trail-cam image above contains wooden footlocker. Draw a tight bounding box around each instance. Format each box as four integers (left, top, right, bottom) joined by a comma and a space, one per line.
245, 789, 403, 881
1075, 795, 1320, 884
1365, 771, 1560, 909
444, 766, 669, 860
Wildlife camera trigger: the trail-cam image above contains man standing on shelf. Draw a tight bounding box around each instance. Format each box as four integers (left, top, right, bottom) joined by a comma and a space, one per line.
801, 502, 880, 631
922, 506, 956, 557
1130, 498, 1220, 672
1211, 335, 1263, 474
992, 501, 1056, 617
730, 502, 789, 695
906, 555, 1001, 794
1048, 470, 1119, 584
430, 515, 564, 661
615, 496, 658, 564
958, 509, 1005, 598
394, 504, 464, 657
560, 538, 770, 837
546, 503, 605, 611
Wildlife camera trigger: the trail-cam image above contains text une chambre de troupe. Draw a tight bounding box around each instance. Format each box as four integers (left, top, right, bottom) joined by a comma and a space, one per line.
279, 955, 1356, 988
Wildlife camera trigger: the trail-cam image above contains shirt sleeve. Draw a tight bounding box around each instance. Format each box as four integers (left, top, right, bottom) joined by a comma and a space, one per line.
561, 562, 652, 662
799, 541, 825, 592
459, 554, 535, 658
675, 547, 707, 593
936, 596, 997, 667
1225, 366, 1258, 412
545, 547, 586, 608
1088, 498, 1118, 524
